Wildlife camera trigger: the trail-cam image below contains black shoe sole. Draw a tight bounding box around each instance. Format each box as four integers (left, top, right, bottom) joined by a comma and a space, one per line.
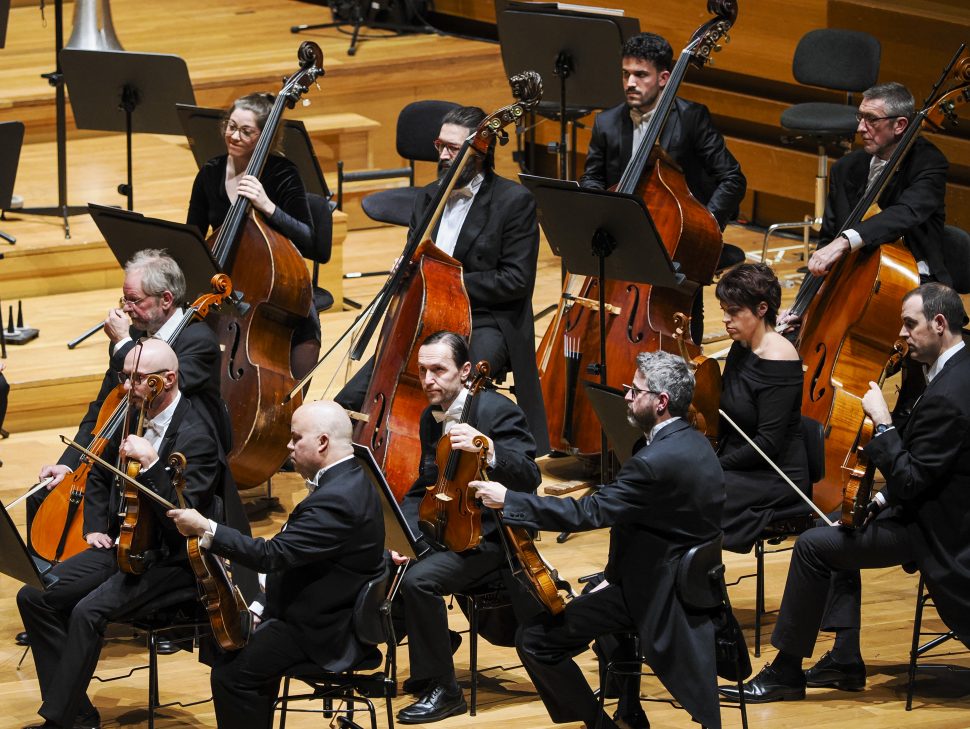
719, 687, 806, 704
397, 702, 468, 724
805, 677, 865, 691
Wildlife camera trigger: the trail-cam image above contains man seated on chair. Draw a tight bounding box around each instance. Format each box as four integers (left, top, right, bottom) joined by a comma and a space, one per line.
721, 283, 970, 704
335, 105, 549, 454
169, 400, 386, 729
474, 351, 725, 729
17, 339, 224, 729
388, 330, 541, 724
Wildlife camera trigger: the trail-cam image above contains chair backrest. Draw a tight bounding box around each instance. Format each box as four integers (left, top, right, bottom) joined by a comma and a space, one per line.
675, 535, 725, 612
792, 29, 880, 94
800, 415, 826, 486
353, 568, 392, 646
395, 100, 461, 162
305, 192, 333, 265
943, 225, 970, 295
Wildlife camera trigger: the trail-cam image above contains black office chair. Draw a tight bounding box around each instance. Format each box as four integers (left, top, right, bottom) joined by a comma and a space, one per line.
306, 191, 336, 312
906, 575, 970, 710
337, 100, 459, 226
761, 29, 881, 263
276, 568, 396, 729
596, 536, 750, 729
942, 225, 970, 295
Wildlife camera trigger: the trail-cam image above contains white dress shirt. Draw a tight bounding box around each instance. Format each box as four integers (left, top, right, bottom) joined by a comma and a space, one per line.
434, 173, 484, 256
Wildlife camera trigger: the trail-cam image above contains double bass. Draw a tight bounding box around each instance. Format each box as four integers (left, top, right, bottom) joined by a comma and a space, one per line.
351, 71, 542, 502
791, 48, 970, 512
536, 0, 737, 458
207, 42, 323, 489
29, 276, 235, 565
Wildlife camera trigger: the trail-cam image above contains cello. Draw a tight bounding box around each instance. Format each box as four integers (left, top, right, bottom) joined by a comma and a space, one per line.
790, 49, 970, 512
207, 42, 323, 489
536, 0, 737, 458
29, 276, 235, 565
351, 71, 542, 502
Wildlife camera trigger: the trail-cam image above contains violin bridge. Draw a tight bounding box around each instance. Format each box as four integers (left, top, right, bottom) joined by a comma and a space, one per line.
434, 493, 454, 502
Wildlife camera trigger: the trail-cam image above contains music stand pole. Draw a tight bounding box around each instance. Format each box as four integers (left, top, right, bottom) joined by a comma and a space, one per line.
119, 86, 137, 210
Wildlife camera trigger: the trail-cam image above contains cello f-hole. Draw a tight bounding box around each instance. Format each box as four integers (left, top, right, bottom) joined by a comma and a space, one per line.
625, 285, 644, 344
808, 343, 828, 402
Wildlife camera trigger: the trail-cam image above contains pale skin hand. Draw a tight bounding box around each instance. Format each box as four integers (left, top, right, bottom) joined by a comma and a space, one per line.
388, 549, 409, 566
808, 236, 851, 277
119, 435, 159, 470
861, 381, 893, 427
448, 424, 493, 455
166, 508, 209, 537
85, 532, 113, 549
38, 464, 71, 489
470, 480, 507, 509
236, 175, 276, 217
104, 307, 130, 344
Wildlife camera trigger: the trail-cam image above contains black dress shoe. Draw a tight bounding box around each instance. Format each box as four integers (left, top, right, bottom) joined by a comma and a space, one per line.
804, 651, 866, 691
401, 631, 463, 695
16, 631, 29, 646
397, 684, 467, 724
613, 707, 650, 729
719, 662, 806, 703
23, 712, 99, 729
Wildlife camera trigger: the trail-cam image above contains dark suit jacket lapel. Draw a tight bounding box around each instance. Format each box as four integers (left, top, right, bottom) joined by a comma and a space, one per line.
452, 173, 494, 264
650, 418, 692, 446
907, 345, 970, 424
155, 397, 191, 462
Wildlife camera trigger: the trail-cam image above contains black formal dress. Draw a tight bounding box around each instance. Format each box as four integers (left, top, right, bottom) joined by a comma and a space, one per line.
17, 397, 223, 728
818, 137, 949, 285
504, 418, 725, 729
718, 343, 810, 552
394, 389, 541, 684
771, 343, 970, 659
579, 98, 746, 230
206, 456, 386, 729
186, 153, 320, 345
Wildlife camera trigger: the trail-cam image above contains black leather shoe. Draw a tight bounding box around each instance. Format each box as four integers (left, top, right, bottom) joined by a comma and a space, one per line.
613, 707, 650, 729
719, 662, 806, 703
154, 638, 180, 655
397, 684, 467, 724
401, 631, 463, 695
23, 711, 100, 729
804, 651, 866, 691
16, 631, 29, 646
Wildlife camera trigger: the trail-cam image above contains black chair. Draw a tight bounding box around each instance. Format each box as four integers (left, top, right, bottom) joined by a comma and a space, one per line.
306, 191, 336, 312
730, 415, 825, 657
276, 568, 396, 729
761, 29, 881, 262
906, 575, 970, 710
596, 536, 750, 729
942, 225, 970, 295
337, 100, 459, 226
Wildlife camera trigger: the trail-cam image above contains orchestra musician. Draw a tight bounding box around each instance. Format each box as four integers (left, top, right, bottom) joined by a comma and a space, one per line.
716, 263, 810, 552
17, 340, 225, 729
721, 283, 970, 704
389, 331, 541, 724
168, 400, 386, 729
474, 351, 725, 729
186, 91, 322, 378
335, 106, 549, 454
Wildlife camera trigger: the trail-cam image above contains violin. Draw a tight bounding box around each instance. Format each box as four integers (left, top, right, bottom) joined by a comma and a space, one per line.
207, 42, 323, 490
791, 46, 970, 512
29, 275, 235, 565
536, 0, 737, 458
418, 363, 492, 552
839, 340, 908, 529
171, 452, 252, 651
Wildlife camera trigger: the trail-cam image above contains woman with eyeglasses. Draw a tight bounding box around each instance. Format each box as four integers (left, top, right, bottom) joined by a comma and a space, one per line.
186, 92, 320, 376
716, 263, 810, 553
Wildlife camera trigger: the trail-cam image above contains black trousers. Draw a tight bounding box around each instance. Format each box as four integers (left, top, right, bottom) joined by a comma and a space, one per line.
516, 584, 635, 728
393, 540, 506, 682
17, 546, 194, 726
211, 617, 315, 729
771, 512, 915, 658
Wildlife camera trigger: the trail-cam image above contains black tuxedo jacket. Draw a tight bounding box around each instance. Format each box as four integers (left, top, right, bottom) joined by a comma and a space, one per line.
502, 419, 725, 728
579, 98, 746, 230
209, 457, 387, 672
402, 388, 541, 542
83, 396, 222, 563
411, 172, 549, 455
820, 137, 949, 284
866, 344, 970, 641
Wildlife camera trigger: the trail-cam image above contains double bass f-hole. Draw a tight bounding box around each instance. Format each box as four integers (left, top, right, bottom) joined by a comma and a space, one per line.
225, 321, 245, 381
624, 285, 644, 343
808, 343, 828, 402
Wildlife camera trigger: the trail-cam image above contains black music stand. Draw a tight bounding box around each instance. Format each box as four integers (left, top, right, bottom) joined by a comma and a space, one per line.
0, 504, 54, 590
60, 49, 196, 211
0, 121, 24, 244
583, 382, 642, 465
0, 0, 9, 48
176, 104, 332, 198
354, 443, 426, 559
497, 2, 637, 180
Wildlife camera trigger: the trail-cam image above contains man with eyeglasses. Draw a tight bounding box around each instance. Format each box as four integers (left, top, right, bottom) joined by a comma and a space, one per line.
473, 351, 725, 729
336, 105, 550, 455
17, 339, 227, 729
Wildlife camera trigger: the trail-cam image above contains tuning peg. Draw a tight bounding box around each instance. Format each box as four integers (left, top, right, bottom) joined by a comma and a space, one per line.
723, 33, 731, 44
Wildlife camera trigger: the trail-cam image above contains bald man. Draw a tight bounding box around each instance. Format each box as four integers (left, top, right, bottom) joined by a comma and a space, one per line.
169, 401, 387, 729
17, 339, 225, 729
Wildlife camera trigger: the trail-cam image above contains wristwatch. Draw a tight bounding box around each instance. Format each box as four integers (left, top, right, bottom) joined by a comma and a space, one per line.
874, 423, 893, 436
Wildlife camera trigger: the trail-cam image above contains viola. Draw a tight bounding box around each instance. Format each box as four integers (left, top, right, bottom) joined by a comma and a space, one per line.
494, 517, 568, 615
791, 48, 970, 512
29, 275, 235, 565
673, 312, 721, 447
350, 71, 542, 502
171, 452, 252, 651
536, 0, 737, 458
206, 42, 323, 490
418, 363, 492, 552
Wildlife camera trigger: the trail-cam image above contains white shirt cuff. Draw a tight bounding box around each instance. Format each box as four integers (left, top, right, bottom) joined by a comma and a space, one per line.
111, 336, 133, 355
248, 600, 264, 617
842, 229, 864, 250
199, 519, 218, 549
874, 491, 887, 507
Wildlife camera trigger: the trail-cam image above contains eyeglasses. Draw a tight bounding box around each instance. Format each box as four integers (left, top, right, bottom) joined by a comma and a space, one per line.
117, 369, 168, 386
855, 112, 898, 127
622, 384, 660, 398
119, 294, 154, 308
221, 120, 261, 141
433, 138, 462, 155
